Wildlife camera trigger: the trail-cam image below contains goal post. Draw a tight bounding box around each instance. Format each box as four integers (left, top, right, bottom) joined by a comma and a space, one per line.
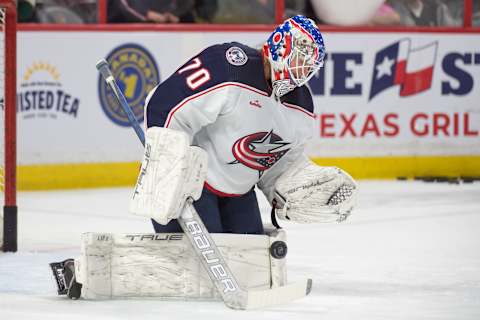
0, 0, 17, 252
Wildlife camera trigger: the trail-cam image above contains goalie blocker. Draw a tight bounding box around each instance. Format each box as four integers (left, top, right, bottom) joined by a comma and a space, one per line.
52, 227, 289, 300
129, 127, 207, 226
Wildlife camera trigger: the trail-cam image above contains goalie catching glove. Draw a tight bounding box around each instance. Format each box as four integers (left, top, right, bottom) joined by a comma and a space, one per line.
129, 127, 207, 225
273, 154, 357, 223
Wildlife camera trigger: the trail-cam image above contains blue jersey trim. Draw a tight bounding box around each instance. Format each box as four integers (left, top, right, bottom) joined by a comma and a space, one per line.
146, 42, 314, 128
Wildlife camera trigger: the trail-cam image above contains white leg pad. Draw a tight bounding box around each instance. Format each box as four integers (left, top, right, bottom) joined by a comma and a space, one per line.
265, 226, 288, 287
75, 229, 288, 300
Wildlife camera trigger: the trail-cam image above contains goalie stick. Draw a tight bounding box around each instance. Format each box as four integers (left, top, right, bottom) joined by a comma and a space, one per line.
96, 59, 312, 310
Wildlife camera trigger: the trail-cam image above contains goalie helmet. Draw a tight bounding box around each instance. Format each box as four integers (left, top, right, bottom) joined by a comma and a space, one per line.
263, 15, 326, 98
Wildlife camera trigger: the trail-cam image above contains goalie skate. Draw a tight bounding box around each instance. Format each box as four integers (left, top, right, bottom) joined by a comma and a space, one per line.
49, 259, 82, 299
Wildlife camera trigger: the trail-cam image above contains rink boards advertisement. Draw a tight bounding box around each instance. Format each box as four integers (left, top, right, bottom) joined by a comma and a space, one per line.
16, 30, 480, 189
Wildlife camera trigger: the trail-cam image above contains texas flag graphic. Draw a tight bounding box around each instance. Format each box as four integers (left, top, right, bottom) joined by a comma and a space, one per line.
369, 39, 438, 100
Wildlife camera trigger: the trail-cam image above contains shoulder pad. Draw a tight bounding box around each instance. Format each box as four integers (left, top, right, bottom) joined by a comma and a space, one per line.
146, 43, 271, 128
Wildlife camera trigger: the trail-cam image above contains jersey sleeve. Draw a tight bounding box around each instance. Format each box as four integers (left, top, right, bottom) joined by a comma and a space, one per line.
281, 85, 316, 140
145, 44, 234, 141
257, 146, 305, 204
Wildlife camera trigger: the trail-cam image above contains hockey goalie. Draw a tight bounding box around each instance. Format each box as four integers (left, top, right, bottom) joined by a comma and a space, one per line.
51, 15, 357, 306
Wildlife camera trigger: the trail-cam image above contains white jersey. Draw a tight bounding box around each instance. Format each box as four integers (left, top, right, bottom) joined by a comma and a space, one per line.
145, 42, 316, 201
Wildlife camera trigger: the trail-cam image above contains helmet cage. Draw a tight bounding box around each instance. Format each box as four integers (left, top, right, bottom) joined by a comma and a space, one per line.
286, 33, 325, 87
264, 15, 326, 98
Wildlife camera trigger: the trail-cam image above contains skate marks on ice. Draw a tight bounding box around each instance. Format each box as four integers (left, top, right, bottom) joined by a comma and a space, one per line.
0, 181, 479, 319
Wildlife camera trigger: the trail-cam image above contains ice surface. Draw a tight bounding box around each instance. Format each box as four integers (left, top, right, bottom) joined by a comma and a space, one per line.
1, 181, 479, 319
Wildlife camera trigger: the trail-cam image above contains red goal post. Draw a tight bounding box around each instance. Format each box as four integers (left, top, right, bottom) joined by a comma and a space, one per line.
0, 0, 17, 252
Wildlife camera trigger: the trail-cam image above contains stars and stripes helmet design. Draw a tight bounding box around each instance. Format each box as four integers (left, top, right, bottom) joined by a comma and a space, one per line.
263, 15, 326, 98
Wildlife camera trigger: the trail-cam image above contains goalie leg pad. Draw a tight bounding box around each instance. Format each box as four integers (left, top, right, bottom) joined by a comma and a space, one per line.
75, 229, 288, 300
265, 226, 288, 288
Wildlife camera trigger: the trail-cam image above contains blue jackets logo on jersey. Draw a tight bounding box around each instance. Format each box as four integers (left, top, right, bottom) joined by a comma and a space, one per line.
98, 43, 160, 126
230, 131, 291, 175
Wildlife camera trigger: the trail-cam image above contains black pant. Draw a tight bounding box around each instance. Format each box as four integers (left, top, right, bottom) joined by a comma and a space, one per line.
151, 187, 264, 234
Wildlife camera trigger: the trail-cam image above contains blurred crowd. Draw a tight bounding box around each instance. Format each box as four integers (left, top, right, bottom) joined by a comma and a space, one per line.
16, 0, 480, 27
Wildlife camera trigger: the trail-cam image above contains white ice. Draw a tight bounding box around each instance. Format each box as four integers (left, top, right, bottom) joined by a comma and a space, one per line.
1, 180, 479, 320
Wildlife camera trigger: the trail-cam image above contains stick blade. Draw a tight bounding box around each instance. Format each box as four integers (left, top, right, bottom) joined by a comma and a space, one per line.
230, 278, 312, 310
